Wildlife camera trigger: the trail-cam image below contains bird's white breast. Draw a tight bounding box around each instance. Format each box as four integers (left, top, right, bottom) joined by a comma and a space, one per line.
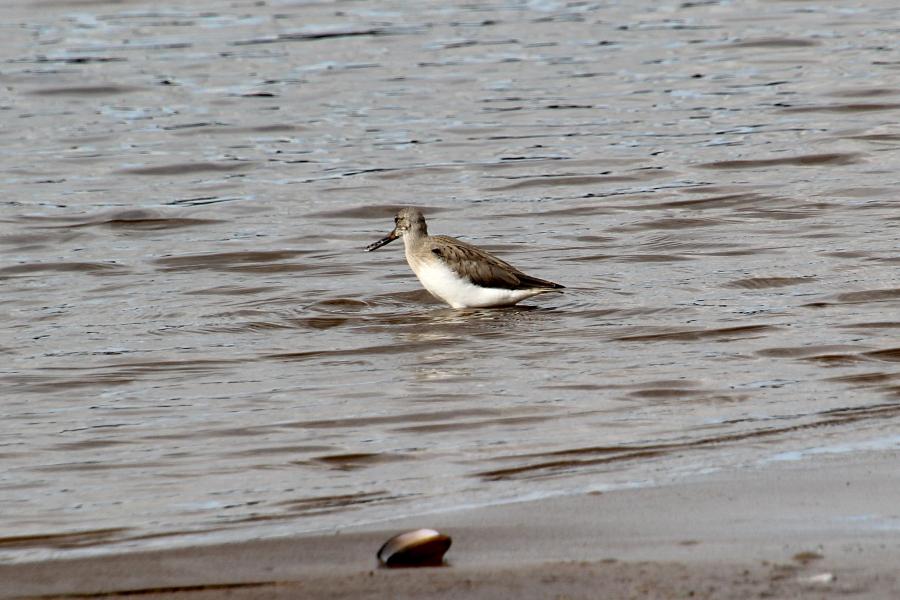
410, 259, 546, 309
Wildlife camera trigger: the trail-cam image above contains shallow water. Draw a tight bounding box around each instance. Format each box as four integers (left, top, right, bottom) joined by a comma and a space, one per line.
1, 0, 899, 561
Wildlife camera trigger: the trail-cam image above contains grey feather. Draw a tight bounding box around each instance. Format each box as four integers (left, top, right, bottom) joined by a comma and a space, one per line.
430, 235, 563, 290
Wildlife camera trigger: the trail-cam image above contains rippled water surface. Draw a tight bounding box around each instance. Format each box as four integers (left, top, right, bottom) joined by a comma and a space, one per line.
2, 0, 899, 561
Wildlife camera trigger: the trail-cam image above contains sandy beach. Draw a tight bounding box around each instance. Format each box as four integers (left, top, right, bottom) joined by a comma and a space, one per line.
6, 450, 899, 599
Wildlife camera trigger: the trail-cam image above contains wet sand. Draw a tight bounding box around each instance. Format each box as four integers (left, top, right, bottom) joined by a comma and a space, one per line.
7, 450, 900, 599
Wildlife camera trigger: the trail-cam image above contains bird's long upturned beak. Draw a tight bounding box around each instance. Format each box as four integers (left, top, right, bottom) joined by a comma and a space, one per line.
364, 228, 400, 252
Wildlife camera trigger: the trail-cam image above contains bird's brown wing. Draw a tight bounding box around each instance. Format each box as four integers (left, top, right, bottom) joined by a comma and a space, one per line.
430, 236, 563, 290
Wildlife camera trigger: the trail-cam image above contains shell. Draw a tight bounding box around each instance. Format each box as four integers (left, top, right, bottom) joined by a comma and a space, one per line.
376, 529, 452, 568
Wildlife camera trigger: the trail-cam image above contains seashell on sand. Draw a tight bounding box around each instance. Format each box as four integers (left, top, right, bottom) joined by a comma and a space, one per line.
377, 528, 452, 568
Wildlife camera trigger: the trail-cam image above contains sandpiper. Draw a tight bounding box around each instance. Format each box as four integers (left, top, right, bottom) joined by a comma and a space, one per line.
365, 207, 564, 308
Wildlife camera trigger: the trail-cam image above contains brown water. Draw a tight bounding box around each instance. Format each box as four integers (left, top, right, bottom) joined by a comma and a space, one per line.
2, 0, 899, 561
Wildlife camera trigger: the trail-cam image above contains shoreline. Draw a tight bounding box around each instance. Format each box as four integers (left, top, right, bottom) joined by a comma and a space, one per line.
5, 450, 900, 599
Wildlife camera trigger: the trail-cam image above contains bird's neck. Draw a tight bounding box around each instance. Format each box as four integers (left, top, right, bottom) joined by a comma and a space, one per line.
403, 230, 429, 267
403, 227, 427, 247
